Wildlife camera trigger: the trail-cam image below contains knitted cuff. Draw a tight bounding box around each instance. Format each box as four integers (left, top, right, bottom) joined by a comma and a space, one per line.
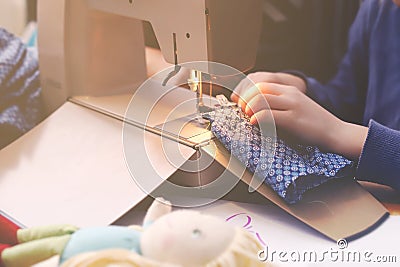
356, 120, 400, 190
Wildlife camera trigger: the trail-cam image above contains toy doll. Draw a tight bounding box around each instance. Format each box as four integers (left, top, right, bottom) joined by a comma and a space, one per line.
1, 198, 265, 267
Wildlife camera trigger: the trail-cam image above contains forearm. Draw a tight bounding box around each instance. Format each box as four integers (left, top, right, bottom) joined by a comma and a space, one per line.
328, 121, 368, 161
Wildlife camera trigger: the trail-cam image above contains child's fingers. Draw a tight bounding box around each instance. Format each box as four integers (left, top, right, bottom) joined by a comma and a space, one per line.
237, 83, 264, 111
250, 109, 290, 128
239, 83, 291, 112
249, 109, 273, 125
232, 72, 306, 103
231, 73, 279, 103
231, 77, 254, 103
237, 84, 261, 111
245, 94, 269, 117
249, 110, 276, 136
256, 82, 292, 95
231, 92, 240, 103
245, 94, 289, 117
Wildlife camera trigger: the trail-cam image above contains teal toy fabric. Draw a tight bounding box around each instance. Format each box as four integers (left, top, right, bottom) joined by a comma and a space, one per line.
60, 226, 141, 263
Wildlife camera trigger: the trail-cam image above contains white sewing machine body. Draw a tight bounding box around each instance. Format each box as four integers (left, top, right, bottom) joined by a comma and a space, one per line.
38, 0, 263, 114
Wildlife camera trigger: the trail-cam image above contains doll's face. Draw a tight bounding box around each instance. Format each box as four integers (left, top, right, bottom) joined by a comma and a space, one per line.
141, 211, 235, 266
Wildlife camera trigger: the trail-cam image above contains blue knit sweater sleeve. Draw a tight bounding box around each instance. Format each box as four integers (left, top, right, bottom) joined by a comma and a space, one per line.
357, 120, 400, 190
305, 0, 374, 124
294, 0, 400, 191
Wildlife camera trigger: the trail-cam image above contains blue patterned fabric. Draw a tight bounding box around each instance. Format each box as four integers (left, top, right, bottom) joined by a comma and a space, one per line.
0, 28, 42, 148
206, 106, 354, 204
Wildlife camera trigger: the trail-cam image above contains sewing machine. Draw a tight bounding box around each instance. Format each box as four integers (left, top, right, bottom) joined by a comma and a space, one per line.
38, 0, 262, 113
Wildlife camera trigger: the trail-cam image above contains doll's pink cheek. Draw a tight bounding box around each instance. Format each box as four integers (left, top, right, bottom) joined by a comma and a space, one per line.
161, 234, 174, 250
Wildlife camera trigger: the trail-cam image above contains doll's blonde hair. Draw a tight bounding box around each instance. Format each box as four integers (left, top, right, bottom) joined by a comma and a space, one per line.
205, 227, 265, 267
61, 227, 267, 267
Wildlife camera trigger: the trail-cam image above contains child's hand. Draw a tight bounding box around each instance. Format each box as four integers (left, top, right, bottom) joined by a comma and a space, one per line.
234, 82, 368, 160
242, 82, 341, 148
231, 72, 307, 107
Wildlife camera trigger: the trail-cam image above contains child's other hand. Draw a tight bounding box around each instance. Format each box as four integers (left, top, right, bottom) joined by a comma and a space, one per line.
231, 72, 307, 108
234, 82, 368, 160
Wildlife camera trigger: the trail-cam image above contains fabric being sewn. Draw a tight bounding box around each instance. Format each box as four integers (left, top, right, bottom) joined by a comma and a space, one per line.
206, 106, 354, 204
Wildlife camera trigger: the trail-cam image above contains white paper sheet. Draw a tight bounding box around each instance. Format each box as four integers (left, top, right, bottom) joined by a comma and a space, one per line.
194, 200, 400, 267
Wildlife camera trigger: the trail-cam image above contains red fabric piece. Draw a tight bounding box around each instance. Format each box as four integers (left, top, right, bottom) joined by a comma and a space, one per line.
0, 215, 19, 245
